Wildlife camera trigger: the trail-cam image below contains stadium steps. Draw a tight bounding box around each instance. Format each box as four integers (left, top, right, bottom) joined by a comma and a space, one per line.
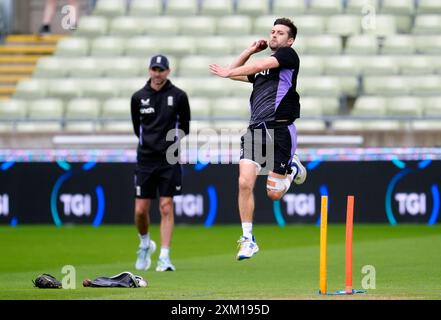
0, 66, 35, 74
0, 55, 43, 64
0, 34, 64, 99
5, 34, 65, 44
0, 87, 16, 95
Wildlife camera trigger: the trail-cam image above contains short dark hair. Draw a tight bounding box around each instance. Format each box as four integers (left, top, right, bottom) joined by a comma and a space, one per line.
274, 18, 297, 40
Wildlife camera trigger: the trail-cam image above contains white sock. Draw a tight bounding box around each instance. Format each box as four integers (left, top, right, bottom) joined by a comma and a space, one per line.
139, 233, 150, 249
242, 222, 253, 239
159, 247, 170, 260
290, 166, 298, 181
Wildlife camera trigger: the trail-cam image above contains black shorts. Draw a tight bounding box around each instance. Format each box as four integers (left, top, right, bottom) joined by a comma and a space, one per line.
240, 123, 297, 175
134, 162, 182, 199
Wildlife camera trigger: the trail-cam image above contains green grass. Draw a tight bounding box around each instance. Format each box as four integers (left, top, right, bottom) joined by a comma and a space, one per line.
0, 224, 440, 300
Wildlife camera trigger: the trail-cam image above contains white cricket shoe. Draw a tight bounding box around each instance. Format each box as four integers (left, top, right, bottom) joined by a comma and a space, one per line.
290, 154, 307, 185
156, 257, 176, 272
236, 236, 259, 261
135, 240, 156, 271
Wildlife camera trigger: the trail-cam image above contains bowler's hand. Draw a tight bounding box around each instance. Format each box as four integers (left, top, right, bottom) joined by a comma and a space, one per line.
247, 40, 268, 54
209, 64, 231, 78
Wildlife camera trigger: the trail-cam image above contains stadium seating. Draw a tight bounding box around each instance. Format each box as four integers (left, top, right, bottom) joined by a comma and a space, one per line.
200, 0, 234, 16
7, 0, 441, 135
272, 0, 306, 15
90, 36, 126, 56
128, 0, 162, 16
93, 0, 126, 17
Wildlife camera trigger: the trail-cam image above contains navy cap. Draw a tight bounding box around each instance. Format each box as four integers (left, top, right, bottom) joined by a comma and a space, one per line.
149, 54, 169, 70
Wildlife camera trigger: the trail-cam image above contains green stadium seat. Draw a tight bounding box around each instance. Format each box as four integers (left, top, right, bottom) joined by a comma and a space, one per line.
417, 0, 441, 14
0, 123, 13, 133
197, 37, 234, 55
352, 96, 387, 116
300, 97, 324, 116
423, 97, 441, 116
346, 0, 379, 14
81, 79, 119, 99
100, 121, 133, 132
28, 98, 64, 119
345, 35, 378, 55
398, 56, 434, 75
68, 58, 106, 78
387, 97, 423, 117
144, 16, 180, 35
308, 0, 343, 15
331, 119, 364, 131
34, 57, 68, 78
93, 0, 126, 17
178, 56, 212, 77
295, 120, 326, 131
292, 36, 307, 54
415, 35, 441, 54
180, 16, 217, 36
64, 122, 98, 132
324, 56, 361, 76
301, 56, 324, 75
226, 80, 253, 97
165, 0, 198, 16
104, 57, 143, 78
291, 15, 326, 35
118, 78, 146, 97
212, 98, 250, 119
321, 97, 341, 116
236, 0, 269, 17
306, 35, 342, 54
189, 97, 212, 118
413, 15, 441, 34
128, 0, 162, 16
363, 76, 409, 96
381, 0, 414, 14
125, 37, 159, 57
14, 79, 47, 99
109, 16, 146, 36
200, 0, 233, 16
0, 99, 27, 119
298, 76, 341, 97
381, 35, 415, 55
326, 15, 361, 36
273, 0, 306, 15
360, 56, 399, 75
363, 15, 397, 36
339, 76, 360, 97
161, 37, 196, 57
47, 79, 82, 100
217, 16, 253, 35
65, 98, 101, 119
75, 16, 108, 38
101, 98, 131, 119
90, 36, 126, 56
254, 16, 279, 35
16, 122, 62, 132
197, 78, 231, 98
395, 16, 413, 34
55, 38, 89, 57
409, 76, 441, 96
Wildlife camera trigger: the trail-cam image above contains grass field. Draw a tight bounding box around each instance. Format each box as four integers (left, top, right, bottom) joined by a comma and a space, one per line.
0, 224, 440, 300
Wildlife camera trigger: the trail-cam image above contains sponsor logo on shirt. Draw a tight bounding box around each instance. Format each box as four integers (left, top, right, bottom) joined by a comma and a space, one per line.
140, 107, 155, 114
